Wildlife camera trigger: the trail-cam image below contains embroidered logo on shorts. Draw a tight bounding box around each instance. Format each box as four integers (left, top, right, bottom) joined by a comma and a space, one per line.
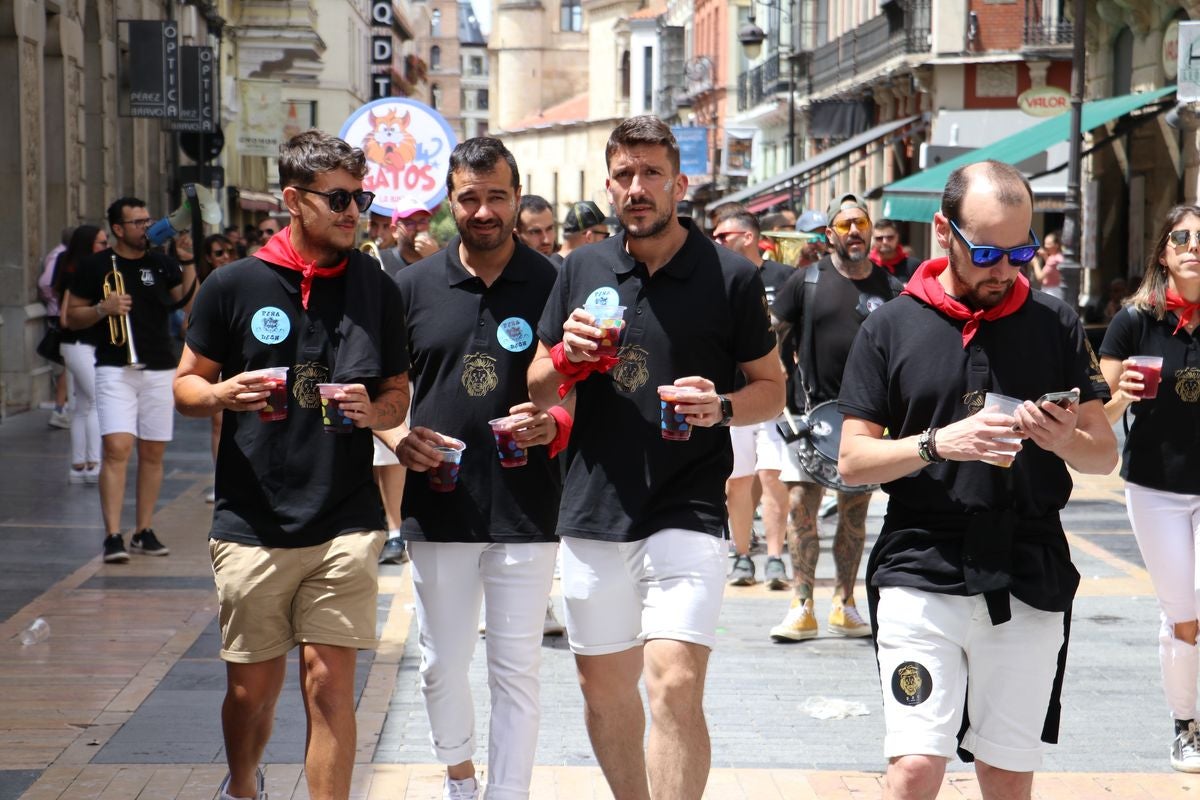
891, 661, 932, 706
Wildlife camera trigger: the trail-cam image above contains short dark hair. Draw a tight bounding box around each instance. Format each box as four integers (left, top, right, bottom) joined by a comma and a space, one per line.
759, 212, 792, 231
874, 218, 899, 232
204, 233, 233, 254
519, 194, 553, 218
278, 129, 367, 189
941, 160, 1033, 222
605, 115, 680, 174
717, 209, 760, 236
447, 137, 520, 195
107, 197, 146, 228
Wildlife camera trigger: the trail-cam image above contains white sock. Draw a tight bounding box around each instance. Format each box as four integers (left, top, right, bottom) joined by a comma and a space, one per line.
387, 528, 401, 540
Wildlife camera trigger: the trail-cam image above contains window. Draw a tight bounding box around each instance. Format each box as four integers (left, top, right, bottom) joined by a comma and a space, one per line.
620, 50, 630, 100
477, 89, 488, 110
430, 45, 441, 70
431, 83, 441, 109
431, 9, 441, 37
560, 0, 581, 32
642, 47, 653, 111
470, 55, 483, 75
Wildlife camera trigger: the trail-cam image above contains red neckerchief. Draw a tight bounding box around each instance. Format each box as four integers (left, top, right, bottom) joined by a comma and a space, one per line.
902, 257, 1030, 348
256, 228, 348, 309
869, 248, 907, 274
1166, 288, 1200, 335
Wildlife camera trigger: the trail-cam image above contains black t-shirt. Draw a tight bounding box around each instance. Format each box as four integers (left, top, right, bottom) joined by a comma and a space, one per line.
185, 252, 410, 548
838, 290, 1110, 611
396, 238, 561, 543
69, 248, 183, 369
537, 219, 775, 542
548, 252, 564, 268
1100, 306, 1200, 494
759, 260, 794, 310
772, 256, 898, 407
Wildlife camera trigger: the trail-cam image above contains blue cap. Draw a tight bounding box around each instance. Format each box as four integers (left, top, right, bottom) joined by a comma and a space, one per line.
795, 209, 828, 233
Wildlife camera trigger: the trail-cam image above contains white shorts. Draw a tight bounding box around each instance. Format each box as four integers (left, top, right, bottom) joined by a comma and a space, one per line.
730, 422, 790, 479
559, 529, 727, 655
95, 367, 175, 441
372, 434, 400, 466
875, 586, 1066, 772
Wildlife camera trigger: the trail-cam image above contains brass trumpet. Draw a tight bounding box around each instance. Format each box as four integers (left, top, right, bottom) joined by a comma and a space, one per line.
104, 255, 145, 370
360, 238, 382, 262
761, 230, 825, 267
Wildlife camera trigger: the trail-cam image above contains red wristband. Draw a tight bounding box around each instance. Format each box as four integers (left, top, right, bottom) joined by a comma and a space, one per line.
546, 405, 573, 458
550, 342, 620, 398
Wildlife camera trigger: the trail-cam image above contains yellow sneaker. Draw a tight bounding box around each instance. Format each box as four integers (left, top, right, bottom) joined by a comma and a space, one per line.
769, 598, 818, 642
828, 596, 872, 638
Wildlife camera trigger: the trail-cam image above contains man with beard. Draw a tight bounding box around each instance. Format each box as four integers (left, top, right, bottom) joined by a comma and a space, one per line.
793, 209, 829, 269
175, 130, 410, 800
379, 137, 565, 800
64, 197, 197, 563
869, 218, 921, 280
528, 116, 785, 800
516, 193, 558, 259
837, 160, 1117, 799
768, 193, 903, 643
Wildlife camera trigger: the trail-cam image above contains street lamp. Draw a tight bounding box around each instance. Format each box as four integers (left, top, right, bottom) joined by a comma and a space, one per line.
739, 1, 796, 170
1059, 0, 1086, 310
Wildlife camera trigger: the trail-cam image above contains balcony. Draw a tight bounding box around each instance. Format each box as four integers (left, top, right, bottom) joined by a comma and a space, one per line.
806, 0, 931, 94
737, 51, 790, 112
1023, 0, 1072, 51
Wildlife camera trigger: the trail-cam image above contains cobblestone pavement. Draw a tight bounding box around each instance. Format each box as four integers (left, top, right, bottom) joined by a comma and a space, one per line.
0, 407, 1193, 798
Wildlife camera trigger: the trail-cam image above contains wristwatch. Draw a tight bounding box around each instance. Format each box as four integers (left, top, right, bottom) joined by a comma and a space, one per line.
717, 394, 734, 427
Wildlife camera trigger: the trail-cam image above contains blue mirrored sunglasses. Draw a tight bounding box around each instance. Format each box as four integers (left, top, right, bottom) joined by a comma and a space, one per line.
949, 219, 1040, 267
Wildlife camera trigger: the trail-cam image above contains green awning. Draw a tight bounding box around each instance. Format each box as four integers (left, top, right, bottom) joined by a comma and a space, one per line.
881, 86, 1177, 223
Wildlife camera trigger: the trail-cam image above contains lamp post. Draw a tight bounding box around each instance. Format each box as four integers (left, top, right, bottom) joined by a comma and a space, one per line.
738, 0, 796, 170
1059, 0, 1086, 310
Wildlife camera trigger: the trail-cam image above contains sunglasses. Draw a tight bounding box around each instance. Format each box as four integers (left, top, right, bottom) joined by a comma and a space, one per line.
949, 219, 1040, 267
210, 248, 230, 257
713, 230, 748, 243
119, 218, 154, 228
1168, 229, 1200, 249
294, 186, 376, 214
830, 217, 870, 236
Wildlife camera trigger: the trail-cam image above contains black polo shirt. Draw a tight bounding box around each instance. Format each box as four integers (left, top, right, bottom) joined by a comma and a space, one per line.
70, 248, 183, 369
773, 256, 898, 406
1100, 306, 1200, 495
185, 252, 409, 548
397, 237, 560, 543
537, 218, 775, 542
838, 290, 1110, 612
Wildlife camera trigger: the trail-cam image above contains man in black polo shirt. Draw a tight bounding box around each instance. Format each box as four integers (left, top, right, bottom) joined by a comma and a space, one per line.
768, 193, 903, 643
516, 193, 558, 258
380, 137, 564, 800
63, 196, 197, 563
528, 116, 785, 800
175, 130, 410, 800
837, 160, 1117, 799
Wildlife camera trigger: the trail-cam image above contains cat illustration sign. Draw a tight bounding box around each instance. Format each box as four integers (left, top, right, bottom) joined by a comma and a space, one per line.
339, 98, 457, 216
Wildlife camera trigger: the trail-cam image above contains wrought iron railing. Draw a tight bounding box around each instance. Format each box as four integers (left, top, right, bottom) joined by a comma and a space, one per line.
1023, 0, 1072, 48
806, 0, 931, 94
737, 51, 789, 112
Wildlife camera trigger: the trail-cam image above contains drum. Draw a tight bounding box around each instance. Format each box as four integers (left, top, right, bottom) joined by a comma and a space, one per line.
776, 401, 878, 495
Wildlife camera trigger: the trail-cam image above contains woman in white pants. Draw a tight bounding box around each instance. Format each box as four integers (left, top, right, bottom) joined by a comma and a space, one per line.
1100, 203, 1200, 773
54, 224, 108, 483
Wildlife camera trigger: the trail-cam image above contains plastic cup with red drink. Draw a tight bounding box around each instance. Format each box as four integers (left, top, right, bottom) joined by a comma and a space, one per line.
1128, 356, 1164, 399
489, 414, 532, 468
429, 437, 466, 492
585, 304, 626, 357
245, 367, 289, 422
317, 383, 355, 433
658, 385, 703, 441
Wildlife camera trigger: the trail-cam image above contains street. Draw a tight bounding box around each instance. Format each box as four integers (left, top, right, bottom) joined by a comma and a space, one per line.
0, 408, 1193, 798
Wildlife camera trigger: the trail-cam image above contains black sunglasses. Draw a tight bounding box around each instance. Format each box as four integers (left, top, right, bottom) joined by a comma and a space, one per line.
294, 186, 376, 214
949, 219, 1040, 267
210, 248, 229, 257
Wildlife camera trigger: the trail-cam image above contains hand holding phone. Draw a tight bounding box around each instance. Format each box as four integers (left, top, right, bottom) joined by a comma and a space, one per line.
1035, 389, 1080, 409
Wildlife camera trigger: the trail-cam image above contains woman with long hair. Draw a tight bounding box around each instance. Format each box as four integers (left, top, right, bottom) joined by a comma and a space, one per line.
53, 224, 107, 483
1100, 203, 1200, 772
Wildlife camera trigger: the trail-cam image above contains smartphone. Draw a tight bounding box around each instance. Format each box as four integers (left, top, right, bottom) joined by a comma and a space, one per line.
1035, 389, 1080, 409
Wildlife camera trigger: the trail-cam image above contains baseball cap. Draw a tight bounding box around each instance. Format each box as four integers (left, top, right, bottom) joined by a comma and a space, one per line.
795, 209, 828, 233
825, 193, 870, 225
563, 200, 606, 234
390, 197, 431, 224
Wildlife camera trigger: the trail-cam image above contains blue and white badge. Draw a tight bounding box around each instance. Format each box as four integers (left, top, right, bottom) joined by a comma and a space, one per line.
497, 317, 533, 352
585, 287, 619, 307
251, 307, 291, 345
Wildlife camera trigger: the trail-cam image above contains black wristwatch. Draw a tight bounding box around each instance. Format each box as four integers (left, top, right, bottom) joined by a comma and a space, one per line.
717, 394, 734, 426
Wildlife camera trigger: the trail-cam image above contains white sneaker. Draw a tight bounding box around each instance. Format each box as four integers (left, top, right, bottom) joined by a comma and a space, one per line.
443, 775, 478, 800
544, 601, 565, 637
48, 409, 70, 429
1172, 721, 1200, 773
68, 467, 88, 484
83, 465, 100, 484
205, 488, 216, 504
218, 766, 267, 799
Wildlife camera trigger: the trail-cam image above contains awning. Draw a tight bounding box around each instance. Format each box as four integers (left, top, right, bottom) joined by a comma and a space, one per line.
236, 188, 282, 213
881, 86, 1176, 223
718, 114, 925, 207
747, 191, 793, 214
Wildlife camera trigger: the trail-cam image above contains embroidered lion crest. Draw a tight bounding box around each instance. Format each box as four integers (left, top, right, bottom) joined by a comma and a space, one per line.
292, 362, 330, 409
611, 345, 650, 394
462, 353, 499, 397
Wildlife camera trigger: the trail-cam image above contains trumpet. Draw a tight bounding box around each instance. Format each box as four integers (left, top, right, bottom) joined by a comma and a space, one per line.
360, 238, 382, 263
104, 255, 145, 370
761, 230, 825, 267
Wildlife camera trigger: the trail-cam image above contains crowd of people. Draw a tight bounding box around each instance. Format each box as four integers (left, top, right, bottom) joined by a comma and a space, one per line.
33, 117, 1200, 800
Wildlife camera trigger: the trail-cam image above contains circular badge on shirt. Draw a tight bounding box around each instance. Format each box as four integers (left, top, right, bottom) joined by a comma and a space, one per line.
251, 307, 291, 345
496, 317, 533, 353
585, 287, 619, 307
891, 661, 933, 706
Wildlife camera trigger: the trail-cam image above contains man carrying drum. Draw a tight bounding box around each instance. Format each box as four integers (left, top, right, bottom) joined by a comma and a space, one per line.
768, 193, 904, 642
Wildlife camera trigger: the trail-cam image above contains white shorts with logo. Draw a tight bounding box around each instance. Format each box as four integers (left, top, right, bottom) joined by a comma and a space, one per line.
875, 586, 1065, 772
559, 529, 727, 655
730, 421, 791, 479
95, 367, 175, 441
